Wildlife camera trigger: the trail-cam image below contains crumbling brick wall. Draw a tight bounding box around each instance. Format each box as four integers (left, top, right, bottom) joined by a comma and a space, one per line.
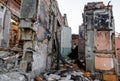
20, 0, 64, 73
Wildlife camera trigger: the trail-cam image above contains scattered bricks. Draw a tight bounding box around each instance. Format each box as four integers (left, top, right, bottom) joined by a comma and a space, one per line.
34, 76, 42, 81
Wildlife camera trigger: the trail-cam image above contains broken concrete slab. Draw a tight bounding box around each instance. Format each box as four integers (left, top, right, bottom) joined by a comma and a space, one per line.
42, 68, 90, 81
0, 72, 27, 81
0, 51, 10, 58
48, 74, 61, 80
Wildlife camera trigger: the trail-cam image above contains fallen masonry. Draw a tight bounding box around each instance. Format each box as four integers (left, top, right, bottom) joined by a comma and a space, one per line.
0, 72, 27, 81
0, 50, 91, 81
0, 0, 118, 81
41, 68, 90, 81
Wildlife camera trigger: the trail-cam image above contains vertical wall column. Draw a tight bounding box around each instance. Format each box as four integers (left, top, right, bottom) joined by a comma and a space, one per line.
48, 12, 54, 54
19, 0, 36, 72
85, 15, 95, 73
20, 20, 35, 72
0, 4, 11, 47
2, 9, 11, 47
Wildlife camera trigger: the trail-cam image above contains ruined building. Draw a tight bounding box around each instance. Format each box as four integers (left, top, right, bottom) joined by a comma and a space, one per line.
0, 0, 119, 81
0, 0, 71, 76
79, 2, 118, 81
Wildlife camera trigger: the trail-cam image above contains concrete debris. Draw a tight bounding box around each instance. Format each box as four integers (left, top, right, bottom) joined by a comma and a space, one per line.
0, 48, 22, 74
0, 72, 27, 81
0, 0, 117, 81
0, 51, 10, 58
41, 68, 90, 81
47, 74, 61, 80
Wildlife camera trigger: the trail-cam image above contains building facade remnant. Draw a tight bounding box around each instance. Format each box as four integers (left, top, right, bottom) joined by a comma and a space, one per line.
79, 2, 117, 80
0, 0, 70, 75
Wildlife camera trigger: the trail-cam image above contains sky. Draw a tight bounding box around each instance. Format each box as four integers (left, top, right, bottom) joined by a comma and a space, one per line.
57, 0, 120, 34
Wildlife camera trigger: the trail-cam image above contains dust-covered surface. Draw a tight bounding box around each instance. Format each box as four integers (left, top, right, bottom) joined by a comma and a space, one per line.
94, 30, 114, 70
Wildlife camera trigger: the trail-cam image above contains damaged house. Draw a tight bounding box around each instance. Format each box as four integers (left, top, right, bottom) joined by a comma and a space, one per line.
0, 0, 119, 81
0, 0, 72, 80
79, 2, 118, 81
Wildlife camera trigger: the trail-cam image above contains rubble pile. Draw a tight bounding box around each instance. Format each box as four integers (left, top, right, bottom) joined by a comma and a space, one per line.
33, 67, 90, 81
0, 49, 99, 81
0, 47, 22, 74
0, 49, 92, 81
0, 47, 99, 81
0, 72, 27, 81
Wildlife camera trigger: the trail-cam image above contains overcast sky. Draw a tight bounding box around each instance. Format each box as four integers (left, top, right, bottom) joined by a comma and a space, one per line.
57, 0, 120, 34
